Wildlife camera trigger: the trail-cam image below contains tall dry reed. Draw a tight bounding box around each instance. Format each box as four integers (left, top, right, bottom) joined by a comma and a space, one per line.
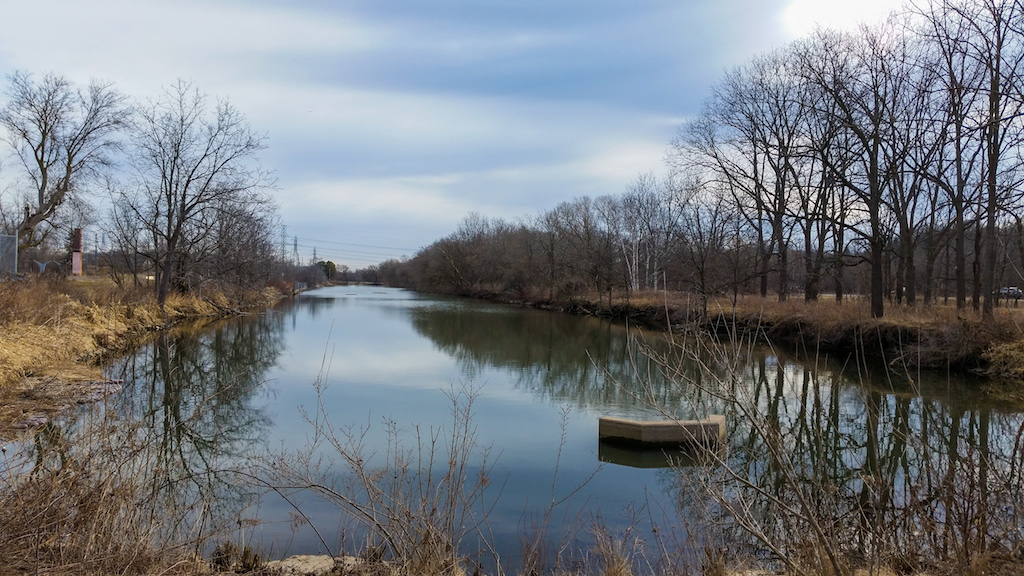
0, 414, 234, 574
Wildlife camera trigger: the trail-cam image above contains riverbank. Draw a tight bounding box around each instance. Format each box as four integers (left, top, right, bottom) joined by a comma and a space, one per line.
0, 275, 283, 439
482, 288, 1024, 382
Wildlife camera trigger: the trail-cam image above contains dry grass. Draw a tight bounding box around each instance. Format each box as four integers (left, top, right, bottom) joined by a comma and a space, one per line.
0, 404, 252, 575
0, 276, 283, 574
616, 290, 1024, 332
561, 290, 1024, 376
0, 276, 136, 391
0, 274, 283, 439
982, 339, 1024, 385
0, 276, 281, 395
0, 425, 165, 574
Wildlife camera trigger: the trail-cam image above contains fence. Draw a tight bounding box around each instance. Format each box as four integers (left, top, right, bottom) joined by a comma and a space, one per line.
0, 234, 16, 276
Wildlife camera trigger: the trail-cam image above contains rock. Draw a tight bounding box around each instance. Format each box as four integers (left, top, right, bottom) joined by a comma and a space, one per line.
262, 555, 338, 575
261, 555, 387, 576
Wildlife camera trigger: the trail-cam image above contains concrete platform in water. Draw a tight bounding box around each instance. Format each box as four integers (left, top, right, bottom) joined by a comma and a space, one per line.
598, 415, 725, 446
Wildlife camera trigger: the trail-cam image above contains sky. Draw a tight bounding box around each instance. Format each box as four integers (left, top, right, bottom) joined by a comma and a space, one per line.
0, 0, 903, 269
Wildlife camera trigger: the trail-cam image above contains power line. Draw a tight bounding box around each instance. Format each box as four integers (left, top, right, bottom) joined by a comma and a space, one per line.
293, 236, 418, 252
294, 243, 405, 259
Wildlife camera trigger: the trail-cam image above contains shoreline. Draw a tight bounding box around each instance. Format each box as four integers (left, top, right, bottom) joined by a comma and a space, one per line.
442, 287, 1024, 383
8, 282, 1023, 442
0, 281, 285, 442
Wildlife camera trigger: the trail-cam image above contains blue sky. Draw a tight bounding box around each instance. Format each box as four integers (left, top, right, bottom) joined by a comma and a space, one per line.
0, 0, 902, 269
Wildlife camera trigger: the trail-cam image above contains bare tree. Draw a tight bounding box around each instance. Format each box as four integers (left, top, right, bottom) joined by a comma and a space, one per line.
882, 17, 943, 306
202, 192, 280, 296
956, 0, 1024, 319
119, 80, 271, 309
674, 48, 808, 302
0, 71, 127, 252
796, 25, 917, 318
618, 172, 682, 293
105, 178, 149, 286
549, 197, 617, 302
534, 210, 566, 300
675, 174, 739, 318
913, 0, 987, 309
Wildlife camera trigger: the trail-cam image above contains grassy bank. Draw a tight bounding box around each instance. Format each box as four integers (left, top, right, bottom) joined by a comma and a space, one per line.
492, 288, 1024, 380
0, 275, 282, 433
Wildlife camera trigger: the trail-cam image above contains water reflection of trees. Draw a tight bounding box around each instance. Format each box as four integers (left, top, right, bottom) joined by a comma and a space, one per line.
1, 312, 286, 571
672, 352, 1024, 572
103, 312, 287, 537
408, 304, 695, 413
408, 303, 825, 419
284, 289, 426, 322
285, 292, 340, 321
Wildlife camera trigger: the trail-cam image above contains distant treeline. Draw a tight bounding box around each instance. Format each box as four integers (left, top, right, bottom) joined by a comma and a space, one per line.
369, 0, 1024, 320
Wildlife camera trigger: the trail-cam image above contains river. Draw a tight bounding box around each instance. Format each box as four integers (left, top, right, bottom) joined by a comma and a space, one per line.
12, 285, 1024, 572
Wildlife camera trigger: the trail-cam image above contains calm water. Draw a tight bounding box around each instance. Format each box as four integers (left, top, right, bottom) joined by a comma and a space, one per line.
11, 285, 1024, 570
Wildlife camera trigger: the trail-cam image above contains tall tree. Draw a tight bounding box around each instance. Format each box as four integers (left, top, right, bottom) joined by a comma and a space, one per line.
618, 172, 682, 293
676, 175, 738, 318
120, 81, 270, 308
0, 72, 127, 251
957, 0, 1024, 319
914, 0, 987, 310
797, 25, 915, 318
674, 48, 806, 302
886, 19, 942, 306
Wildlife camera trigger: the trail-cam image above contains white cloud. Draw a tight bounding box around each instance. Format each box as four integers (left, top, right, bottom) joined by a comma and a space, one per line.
0, 0, 377, 93
782, 0, 906, 38
288, 176, 476, 222
578, 141, 670, 183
